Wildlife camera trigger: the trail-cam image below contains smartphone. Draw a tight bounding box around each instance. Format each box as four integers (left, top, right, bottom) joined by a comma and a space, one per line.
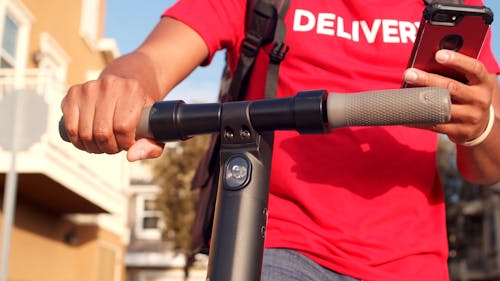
404, 3, 493, 87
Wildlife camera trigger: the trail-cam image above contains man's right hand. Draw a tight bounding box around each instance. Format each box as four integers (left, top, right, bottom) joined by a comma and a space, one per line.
60, 17, 210, 161
60, 74, 164, 161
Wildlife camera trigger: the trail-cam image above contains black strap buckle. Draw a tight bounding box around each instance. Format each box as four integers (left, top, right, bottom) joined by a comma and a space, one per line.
269, 42, 289, 64
242, 33, 262, 57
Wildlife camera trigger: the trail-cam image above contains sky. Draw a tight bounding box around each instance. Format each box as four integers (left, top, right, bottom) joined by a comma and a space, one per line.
104, 0, 224, 102
104, 0, 500, 102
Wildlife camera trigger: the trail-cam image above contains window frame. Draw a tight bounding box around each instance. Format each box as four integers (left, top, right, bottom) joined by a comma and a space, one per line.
135, 193, 163, 240
1, 14, 19, 67
0, 0, 34, 70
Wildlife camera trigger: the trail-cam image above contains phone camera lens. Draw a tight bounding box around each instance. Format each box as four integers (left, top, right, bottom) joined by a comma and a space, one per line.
431, 12, 461, 25
433, 13, 450, 22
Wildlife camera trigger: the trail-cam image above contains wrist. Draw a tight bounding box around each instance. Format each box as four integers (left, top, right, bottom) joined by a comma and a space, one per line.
459, 105, 495, 147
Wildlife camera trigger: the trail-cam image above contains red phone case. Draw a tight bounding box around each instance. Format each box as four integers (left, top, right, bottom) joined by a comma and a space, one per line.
405, 3, 493, 86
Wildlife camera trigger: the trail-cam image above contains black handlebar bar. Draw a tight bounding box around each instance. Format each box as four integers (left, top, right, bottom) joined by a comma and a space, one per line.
60, 87, 450, 143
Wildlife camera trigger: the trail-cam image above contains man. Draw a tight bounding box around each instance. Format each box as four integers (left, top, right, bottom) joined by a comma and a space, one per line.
61, 0, 500, 280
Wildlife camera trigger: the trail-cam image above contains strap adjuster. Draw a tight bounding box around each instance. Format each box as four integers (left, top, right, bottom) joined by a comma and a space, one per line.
242, 33, 262, 57
269, 42, 289, 64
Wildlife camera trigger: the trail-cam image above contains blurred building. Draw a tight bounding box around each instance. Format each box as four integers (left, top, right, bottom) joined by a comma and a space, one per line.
447, 182, 500, 281
126, 159, 207, 281
0, 0, 126, 280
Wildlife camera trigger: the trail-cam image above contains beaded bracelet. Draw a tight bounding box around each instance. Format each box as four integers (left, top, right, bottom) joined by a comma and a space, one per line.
461, 105, 495, 147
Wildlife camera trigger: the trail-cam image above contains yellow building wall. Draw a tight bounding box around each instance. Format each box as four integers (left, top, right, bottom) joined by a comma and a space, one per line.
23, 0, 108, 85
6, 201, 80, 281
1, 198, 124, 281
1, 0, 125, 280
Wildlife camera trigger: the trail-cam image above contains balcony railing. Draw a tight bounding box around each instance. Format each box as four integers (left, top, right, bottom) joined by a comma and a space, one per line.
0, 67, 128, 215
0, 68, 66, 99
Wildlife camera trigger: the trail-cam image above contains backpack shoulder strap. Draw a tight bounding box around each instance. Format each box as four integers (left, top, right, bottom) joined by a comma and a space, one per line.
264, 0, 291, 99
220, 0, 291, 102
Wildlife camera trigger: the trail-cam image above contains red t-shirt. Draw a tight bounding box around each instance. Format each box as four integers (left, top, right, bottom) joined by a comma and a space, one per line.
164, 1, 500, 280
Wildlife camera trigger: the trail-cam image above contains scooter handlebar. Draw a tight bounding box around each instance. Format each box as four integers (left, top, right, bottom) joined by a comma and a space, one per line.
59, 87, 450, 143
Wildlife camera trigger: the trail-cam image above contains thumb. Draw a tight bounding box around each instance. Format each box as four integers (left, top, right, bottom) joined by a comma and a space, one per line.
127, 138, 165, 162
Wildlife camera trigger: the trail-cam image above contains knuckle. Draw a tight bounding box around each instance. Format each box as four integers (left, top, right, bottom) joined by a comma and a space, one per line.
66, 84, 80, 97
120, 139, 135, 150
100, 75, 118, 91
101, 74, 117, 83
445, 80, 458, 93
471, 60, 486, 77
74, 142, 86, 151
114, 120, 134, 135
79, 130, 93, 143
93, 126, 112, 143
455, 128, 471, 143
62, 85, 80, 110
471, 91, 491, 112
116, 137, 134, 150
65, 126, 78, 140
478, 97, 491, 111
468, 111, 483, 126
81, 80, 99, 97
418, 72, 430, 85
60, 98, 68, 112
114, 122, 135, 149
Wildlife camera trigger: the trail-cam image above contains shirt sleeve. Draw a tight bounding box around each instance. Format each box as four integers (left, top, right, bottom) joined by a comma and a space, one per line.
163, 0, 246, 65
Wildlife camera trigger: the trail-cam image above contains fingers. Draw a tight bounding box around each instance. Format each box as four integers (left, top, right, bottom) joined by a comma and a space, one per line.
93, 80, 120, 153
61, 85, 84, 150
404, 67, 490, 107
405, 50, 489, 88
113, 79, 147, 151
403, 50, 492, 107
403, 50, 495, 144
404, 67, 464, 102
77, 81, 101, 153
411, 102, 487, 144
61, 75, 151, 155
434, 50, 489, 85
439, 104, 488, 144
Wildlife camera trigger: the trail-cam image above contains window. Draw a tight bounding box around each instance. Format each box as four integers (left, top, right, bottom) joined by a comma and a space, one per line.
1, 15, 18, 68
0, 0, 33, 69
142, 199, 160, 229
135, 194, 163, 240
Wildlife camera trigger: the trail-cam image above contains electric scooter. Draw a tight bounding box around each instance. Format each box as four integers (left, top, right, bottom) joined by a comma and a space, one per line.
61, 86, 451, 281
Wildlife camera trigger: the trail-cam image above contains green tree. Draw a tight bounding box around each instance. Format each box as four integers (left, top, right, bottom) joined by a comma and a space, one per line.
148, 134, 211, 254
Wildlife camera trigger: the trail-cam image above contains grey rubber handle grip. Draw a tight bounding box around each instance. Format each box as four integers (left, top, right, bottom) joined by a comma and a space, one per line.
327, 87, 450, 128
